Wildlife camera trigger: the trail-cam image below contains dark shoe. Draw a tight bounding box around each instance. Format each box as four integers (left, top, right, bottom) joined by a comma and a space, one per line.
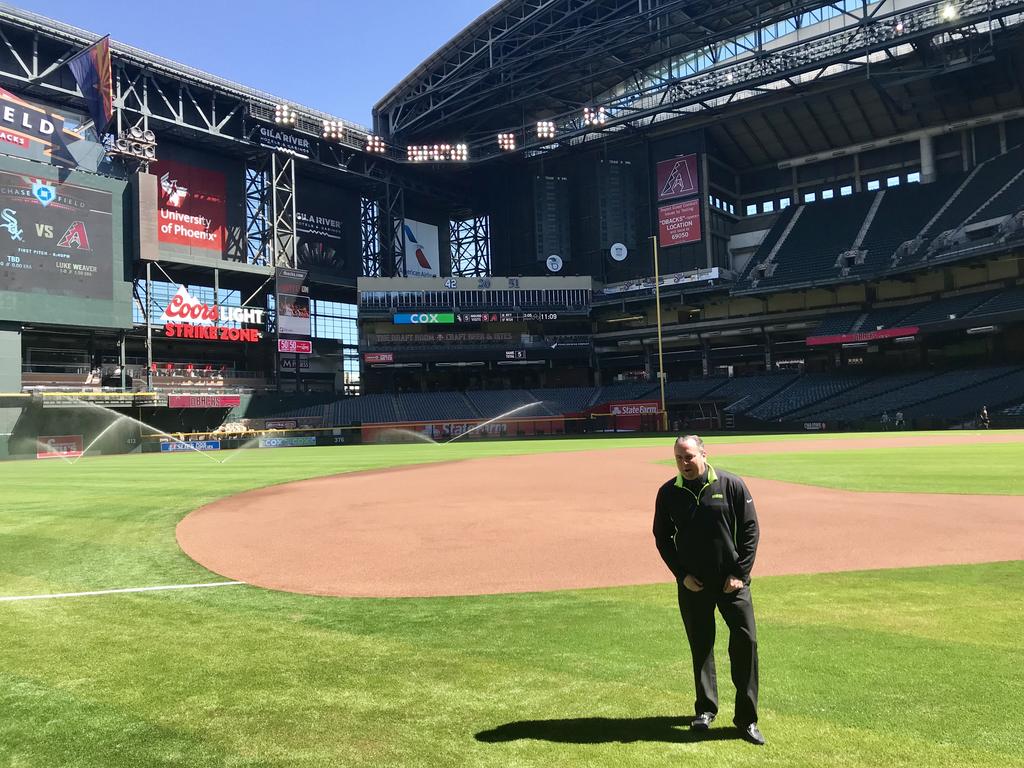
690, 712, 716, 730
741, 722, 765, 745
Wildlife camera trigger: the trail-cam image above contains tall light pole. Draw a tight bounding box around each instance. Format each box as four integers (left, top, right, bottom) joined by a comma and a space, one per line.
650, 235, 668, 432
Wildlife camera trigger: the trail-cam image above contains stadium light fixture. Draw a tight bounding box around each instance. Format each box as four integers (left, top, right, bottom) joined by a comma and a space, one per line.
941, 3, 958, 20
274, 104, 296, 126
583, 106, 607, 126
895, 19, 905, 33
365, 135, 387, 154
497, 132, 516, 151
536, 120, 556, 139
322, 120, 344, 140
406, 143, 469, 162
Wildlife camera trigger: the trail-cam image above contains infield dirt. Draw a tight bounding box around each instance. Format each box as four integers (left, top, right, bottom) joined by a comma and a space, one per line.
177, 433, 1024, 597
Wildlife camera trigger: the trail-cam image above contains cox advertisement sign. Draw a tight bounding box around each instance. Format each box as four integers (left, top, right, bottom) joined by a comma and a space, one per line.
160, 440, 221, 452
258, 436, 317, 449
393, 313, 455, 325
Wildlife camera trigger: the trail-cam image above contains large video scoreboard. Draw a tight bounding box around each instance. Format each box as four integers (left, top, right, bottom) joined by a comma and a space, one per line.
0, 158, 130, 328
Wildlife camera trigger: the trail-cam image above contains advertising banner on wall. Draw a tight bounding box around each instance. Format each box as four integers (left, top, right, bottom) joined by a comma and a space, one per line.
166, 394, 241, 408
160, 440, 221, 452
656, 154, 700, 201
158, 285, 264, 343
297, 210, 345, 275
658, 199, 702, 247
36, 434, 84, 459
0, 87, 106, 171
149, 157, 226, 260
0, 169, 114, 299
403, 219, 439, 278
278, 293, 311, 336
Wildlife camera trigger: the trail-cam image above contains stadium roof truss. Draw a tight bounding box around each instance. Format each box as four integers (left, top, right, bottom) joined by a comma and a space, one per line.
375, 0, 1024, 162
0, 4, 468, 204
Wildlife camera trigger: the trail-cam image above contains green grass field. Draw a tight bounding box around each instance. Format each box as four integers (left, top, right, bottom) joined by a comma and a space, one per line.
2, 434, 1023, 767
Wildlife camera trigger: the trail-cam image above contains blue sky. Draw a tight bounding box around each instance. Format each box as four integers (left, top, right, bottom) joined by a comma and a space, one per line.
11, 0, 494, 127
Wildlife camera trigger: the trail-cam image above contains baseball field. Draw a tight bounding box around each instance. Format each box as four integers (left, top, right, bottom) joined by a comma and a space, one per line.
2, 431, 1022, 767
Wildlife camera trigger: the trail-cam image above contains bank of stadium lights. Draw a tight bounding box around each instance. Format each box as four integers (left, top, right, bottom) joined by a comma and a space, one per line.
365, 135, 387, 154
583, 106, 607, 126
536, 120, 556, 140
274, 104, 296, 126
322, 120, 346, 140
497, 132, 516, 151
406, 143, 469, 162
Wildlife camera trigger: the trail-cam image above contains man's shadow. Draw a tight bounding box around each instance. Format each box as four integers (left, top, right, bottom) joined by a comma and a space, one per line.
475, 716, 743, 744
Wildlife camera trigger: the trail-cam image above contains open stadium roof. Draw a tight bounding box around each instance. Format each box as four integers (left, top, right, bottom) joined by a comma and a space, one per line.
375, 0, 1024, 166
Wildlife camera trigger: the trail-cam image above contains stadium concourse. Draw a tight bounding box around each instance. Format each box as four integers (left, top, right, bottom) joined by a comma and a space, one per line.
2, 0, 1024, 458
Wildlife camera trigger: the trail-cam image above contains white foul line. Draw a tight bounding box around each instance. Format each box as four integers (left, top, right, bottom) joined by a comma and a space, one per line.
0, 581, 245, 602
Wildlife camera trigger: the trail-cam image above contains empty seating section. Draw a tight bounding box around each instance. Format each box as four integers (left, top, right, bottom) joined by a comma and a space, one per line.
923, 145, 1024, 238
969, 170, 1024, 223
785, 372, 934, 421
594, 382, 660, 405
854, 305, 916, 331
812, 367, 1013, 422
664, 378, 729, 400
756, 195, 877, 288
465, 390, 545, 418
747, 374, 865, 421
904, 367, 1024, 419
710, 374, 798, 413
809, 312, 864, 337
528, 387, 596, 414
852, 178, 962, 277
966, 286, 1024, 317
738, 206, 797, 282
394, 391, 477, 422
896, 291, 998, 327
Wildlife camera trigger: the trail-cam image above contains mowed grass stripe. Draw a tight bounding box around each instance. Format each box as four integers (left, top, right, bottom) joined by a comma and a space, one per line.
2, 563, 1022, 767
712, 441, 1024, 494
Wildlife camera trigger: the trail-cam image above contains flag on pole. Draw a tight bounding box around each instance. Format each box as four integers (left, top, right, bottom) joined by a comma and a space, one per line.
66, 35, 113, 132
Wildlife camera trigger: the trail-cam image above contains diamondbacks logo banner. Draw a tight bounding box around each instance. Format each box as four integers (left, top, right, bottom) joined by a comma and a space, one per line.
656, 154, 700, 201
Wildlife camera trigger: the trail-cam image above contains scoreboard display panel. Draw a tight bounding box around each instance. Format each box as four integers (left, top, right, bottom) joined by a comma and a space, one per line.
0, 168, 113, 300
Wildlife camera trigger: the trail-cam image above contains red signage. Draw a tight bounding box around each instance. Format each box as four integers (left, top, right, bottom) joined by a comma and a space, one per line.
805, 327, 920, 346
278, 338, 313, 354
167, 394, 241, 409
37, 434, 83, 459
658, 199, 702, 247
363, 352, 395, 363
656, 154, 699, 201
150, 157, 226, 257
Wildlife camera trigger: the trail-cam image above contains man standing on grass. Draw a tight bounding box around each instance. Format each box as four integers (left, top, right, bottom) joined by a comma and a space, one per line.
653, 435, 764, 746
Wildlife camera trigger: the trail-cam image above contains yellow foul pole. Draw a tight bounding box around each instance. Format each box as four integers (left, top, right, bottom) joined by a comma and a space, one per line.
650, 235, 668, 432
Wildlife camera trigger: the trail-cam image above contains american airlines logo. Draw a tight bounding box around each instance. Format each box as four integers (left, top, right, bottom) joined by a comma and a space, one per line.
160, 172, 188, 207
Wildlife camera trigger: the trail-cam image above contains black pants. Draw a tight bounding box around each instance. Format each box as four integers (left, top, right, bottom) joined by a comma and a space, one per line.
676, 580, 759, 726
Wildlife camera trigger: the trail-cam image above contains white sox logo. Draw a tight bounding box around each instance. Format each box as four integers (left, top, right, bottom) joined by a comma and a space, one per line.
1, 208, 22, 241
57, 221, 91, 250
160, 172, 188, 207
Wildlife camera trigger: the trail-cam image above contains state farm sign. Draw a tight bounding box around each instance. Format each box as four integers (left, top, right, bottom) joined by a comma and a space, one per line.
159, 286, 264, 343
608, 401, 660, 416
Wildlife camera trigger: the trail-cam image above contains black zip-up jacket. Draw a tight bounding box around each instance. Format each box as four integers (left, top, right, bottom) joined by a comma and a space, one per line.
653, 465, 760, 585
